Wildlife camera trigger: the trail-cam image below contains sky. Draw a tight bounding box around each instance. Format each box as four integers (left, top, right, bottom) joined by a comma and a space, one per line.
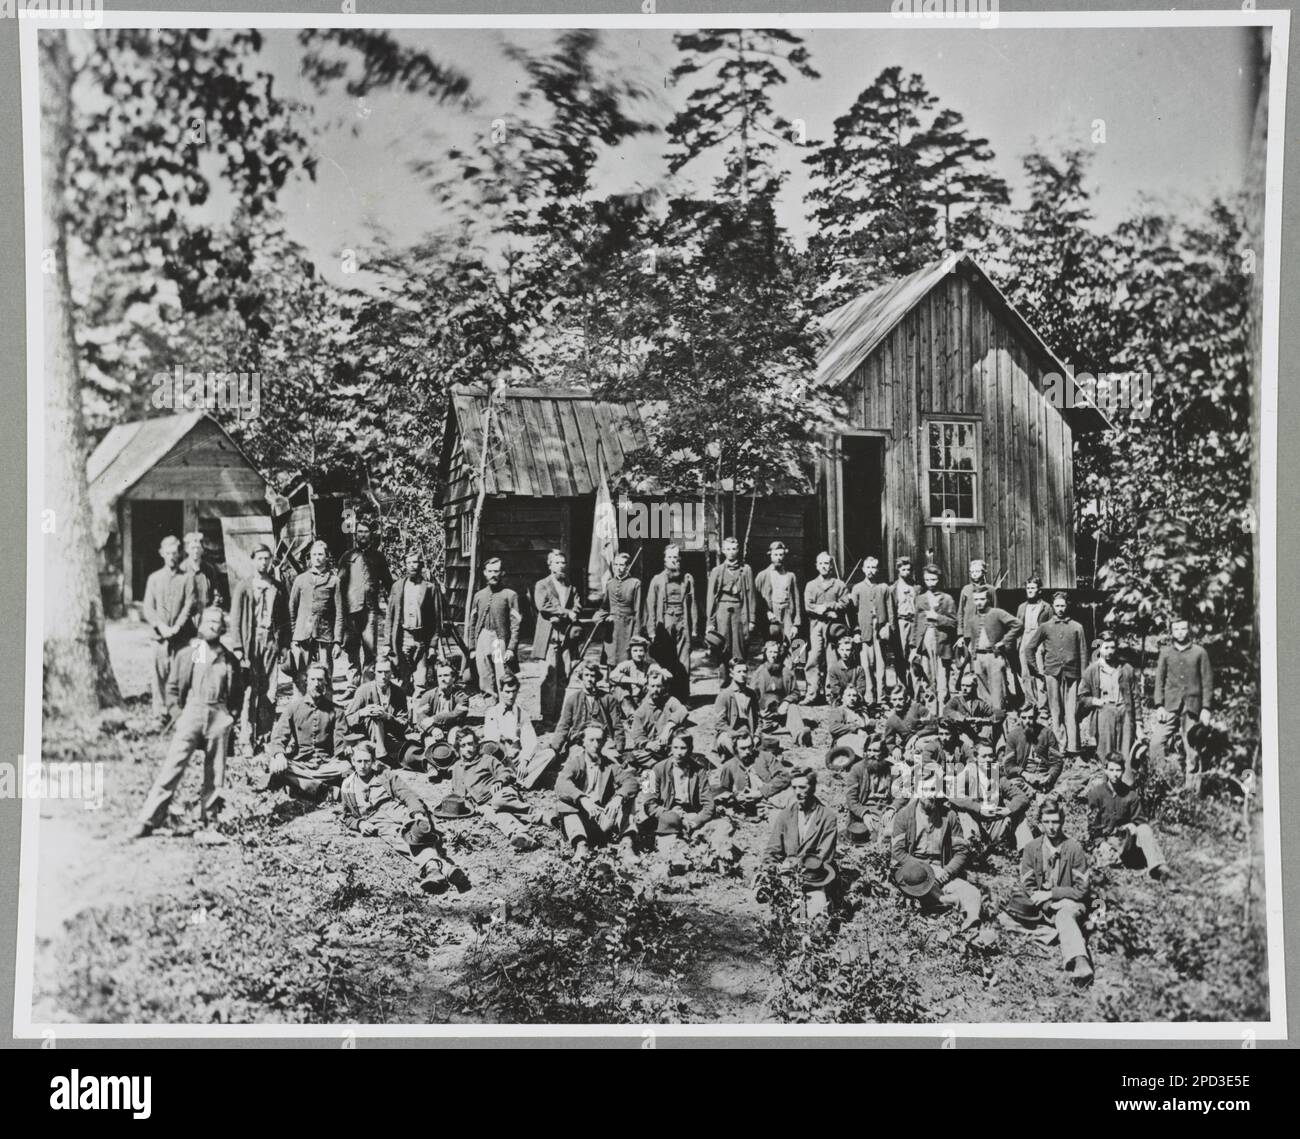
256, 25, 1258, 288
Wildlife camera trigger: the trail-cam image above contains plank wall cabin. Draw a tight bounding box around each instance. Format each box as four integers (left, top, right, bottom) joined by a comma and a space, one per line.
438, 386, 816, 643
815, 253, 1109, 602
88, 410, 272, 614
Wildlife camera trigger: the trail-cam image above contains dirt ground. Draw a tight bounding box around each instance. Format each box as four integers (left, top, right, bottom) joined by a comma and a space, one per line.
25, 618, 1271, 1026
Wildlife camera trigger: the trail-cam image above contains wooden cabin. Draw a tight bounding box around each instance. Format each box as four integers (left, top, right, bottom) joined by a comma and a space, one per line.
438, 386, 815, 634
87, 411, 272, 612
816, 253, 1108, 589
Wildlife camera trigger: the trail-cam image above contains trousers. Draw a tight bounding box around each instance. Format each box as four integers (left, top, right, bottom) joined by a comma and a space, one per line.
973, 651, 1008, 710
342, 609, 381, 684
652, 617, 691, 704
713, 602, 747, 683
858, 638, 888, 704
804, 619, 834, 698
1045, 674, 1080, 753
1149, 709, 1200, 788
151, 636, 185, 718
138, 705, 232, 827
474, 628, 517, 699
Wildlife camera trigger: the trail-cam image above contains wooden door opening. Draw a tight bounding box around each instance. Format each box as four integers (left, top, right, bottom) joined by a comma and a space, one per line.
130, 499, 185, 602
840, 435, 885, 575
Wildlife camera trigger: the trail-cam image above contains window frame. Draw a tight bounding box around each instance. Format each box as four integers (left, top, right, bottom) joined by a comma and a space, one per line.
922, 416, 983, 527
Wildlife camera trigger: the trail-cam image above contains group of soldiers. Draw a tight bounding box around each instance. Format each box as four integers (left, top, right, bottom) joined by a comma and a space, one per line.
128, 527, 1215, 986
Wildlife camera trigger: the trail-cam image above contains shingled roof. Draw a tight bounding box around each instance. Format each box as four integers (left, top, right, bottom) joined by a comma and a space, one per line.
448, 385, 649, 498
815, 253, 1111, 432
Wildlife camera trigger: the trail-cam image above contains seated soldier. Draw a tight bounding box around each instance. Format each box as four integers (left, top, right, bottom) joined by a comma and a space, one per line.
1082, 752, 1169, 879
522, 662, 623, 790
341, 742, 469, 895
266, 662, 351, 799
639, 732, 737, 867
626, 666, 689, 769
824, 685, 874, 770
448, 728, 541, 852
891, 764, 983, 930
609, 635, 653, 718
942, 671, 1005, 745
751, 639, 813, 746
481, 673, 539, 776
948, 738, 1034, 853
344, 655, 408, 764
824, 631, 869, 706
846, 744, 906, 849
1003, 704, 1064, 791
762, 766, 839, 918
714, 657, 760, 757
713, 727, 794, 815
1009, 795, 1093, 986
554, 723, 640, 861
412, 662, 471, 761
880, 686, 929, 747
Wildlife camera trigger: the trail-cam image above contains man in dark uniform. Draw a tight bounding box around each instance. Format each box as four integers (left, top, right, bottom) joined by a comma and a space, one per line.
337, 519, 393, 695
468, 555, 523, 700
533, 549, 580, 722
646, 544, 697, 703
230, 543, 291, 752
603, 550, 643, 667
707, 536, 755, 687
288, 540, 343, 690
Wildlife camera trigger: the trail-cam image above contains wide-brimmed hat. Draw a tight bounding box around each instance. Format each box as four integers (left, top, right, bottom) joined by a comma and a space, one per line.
1128, 740, 1150, 771
399, 746, 426, 773
655, 809, 685, 836
846, 819, 872, 845
801, 855, 836, 890
479, 740, 506, 761
343, 728, 368, 744
893, 856, 938, 899
1187, 721, 1220, 750
827, 623, 849, 642
825, 743, 858, 772
704, 626, 727, 655
427, 743, 457, 771
629, 633, 650, 648
433, 794, 474, 820
1001, 892, 1042, 926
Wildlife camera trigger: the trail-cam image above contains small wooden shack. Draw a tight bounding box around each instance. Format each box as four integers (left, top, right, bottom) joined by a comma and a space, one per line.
816, 253, 1108, 589
438, 386, 815, 631
87, 411, 272, 610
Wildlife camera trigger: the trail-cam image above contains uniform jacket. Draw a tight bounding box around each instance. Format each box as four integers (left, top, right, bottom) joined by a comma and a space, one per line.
716, 750, 792, 801
341, 767, 427, 832
627, 693, 689, 749
804, 575, 849, 623
850, 579, 894, 643
890, 797, 969, 878
337, 546, 394, 616
752, 662, 799, 706
413, 685, 470, 730
166, 639, 243, 719
289, 569, 345, 644
714, 683, 760, 734
532, 574, 579, 658
910, 590, 958, 657
1084, 777, 1147, 840
847, 759, 902, 820
452, 748, 517, 806
1019, 835, 1090, 903
345, 681, 409, 732
825, 656, 868, 703
1004, 723, 1063, 788
604, 575, 643, 625
646, 757, 715, 823
948, 762, 1030, 819
646, 571, 698, 635
1078, 660, 1140, 722
482, 701, 539, 757
387, 576, 441, 655
272, 696, 343, 766
469, 585, 523, 654
960, 606, 1022, 652
1015, 599, 1053, 659
1026, 616, 1088, 681
550, 688, 624, 751
754, 565, 803, 630
764, 798, 838, 866
956, 581, 999, 634
554, 751, 639, 814
706, 561, 755, 630
230, 573, 291, 658
1153, 642, 1213, 715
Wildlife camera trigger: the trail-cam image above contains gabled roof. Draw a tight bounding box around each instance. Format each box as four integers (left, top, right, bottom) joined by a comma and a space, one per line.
815, 253, 1111, 432
446, 385, 649, 499
87, 411, 267, 547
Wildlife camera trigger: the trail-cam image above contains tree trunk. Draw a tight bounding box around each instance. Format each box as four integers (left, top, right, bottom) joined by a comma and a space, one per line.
40, 35, 122, 721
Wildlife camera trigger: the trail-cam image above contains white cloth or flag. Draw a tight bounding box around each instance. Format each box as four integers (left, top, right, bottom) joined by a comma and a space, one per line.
588, 451, 619, 601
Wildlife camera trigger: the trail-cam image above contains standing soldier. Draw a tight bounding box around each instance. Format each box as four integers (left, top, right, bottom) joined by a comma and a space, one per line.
802, 551, 848, 705
910, 564, 957, 709
181, 530, 226, 611
706, 536, 755, 687
754, 540, 801, 644
603, 550, 644, 667
1079, 630, 1140, 778
1016, 573, 1052, 712
956, 558, 997, 648
960, 587, 1022, 711
386, 549, 441, 695
646, 544, 697, 704
1027, 591, 1089, 756
1152, 617, 1214, 787
337, 518, 393, 695
850, 554, 894, 704
230, 543, 291, 752
468, 556, 523, 701
142, 535, 196, 730
129, 606, 243, 838
534, 549, 580, 722
890, 556, 918, 693
289, 540, 344, 690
